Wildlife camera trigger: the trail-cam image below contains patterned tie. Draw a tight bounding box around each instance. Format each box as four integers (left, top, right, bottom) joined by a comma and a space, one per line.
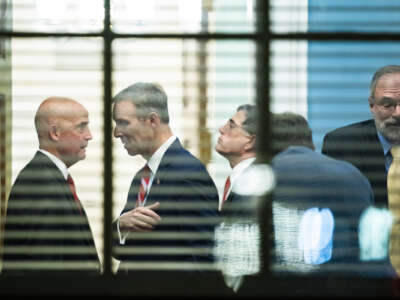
388, 146, 400, 274
137, 164, 151, 207
67, 174, 83, 215
222, 176, 231, 203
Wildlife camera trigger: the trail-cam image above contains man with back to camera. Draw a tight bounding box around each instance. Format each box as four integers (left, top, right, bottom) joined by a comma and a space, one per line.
111, 82, 219, 273
2, 97, 100, 274
270, 112, 396, 278
322, 65, 400, 274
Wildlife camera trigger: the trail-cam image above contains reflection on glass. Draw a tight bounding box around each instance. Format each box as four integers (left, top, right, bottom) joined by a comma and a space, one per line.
213, 221, 260, 292
232, 163, 275, 197
359, 206, 393, 261
298, 207, 334, 265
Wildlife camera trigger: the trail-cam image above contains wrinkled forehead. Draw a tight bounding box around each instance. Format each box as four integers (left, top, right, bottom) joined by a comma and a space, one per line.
375, 73, 400, 98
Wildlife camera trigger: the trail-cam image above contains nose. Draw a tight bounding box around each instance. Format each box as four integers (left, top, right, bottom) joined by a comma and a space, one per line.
219, 123, 227, 135
86, 128, 93, 141
114, 126, 121, 138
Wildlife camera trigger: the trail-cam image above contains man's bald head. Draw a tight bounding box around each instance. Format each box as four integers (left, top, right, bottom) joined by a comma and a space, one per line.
34, 96, 92, 167
35, 97, 85, 138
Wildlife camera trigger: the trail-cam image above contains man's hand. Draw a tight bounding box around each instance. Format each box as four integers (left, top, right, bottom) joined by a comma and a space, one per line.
119, 202, 161, 232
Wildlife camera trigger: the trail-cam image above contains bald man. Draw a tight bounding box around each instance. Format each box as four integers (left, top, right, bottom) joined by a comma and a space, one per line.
2, 97, 100, 274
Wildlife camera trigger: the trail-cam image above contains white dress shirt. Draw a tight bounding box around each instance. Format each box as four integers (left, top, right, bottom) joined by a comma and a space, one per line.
219, 157, 256, 211
141, 135, 177, 206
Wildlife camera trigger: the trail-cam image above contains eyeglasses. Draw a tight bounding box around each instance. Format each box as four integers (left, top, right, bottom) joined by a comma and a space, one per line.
223, 119, 245, 131
374, 97, 400, 111
223, 119, 252, 136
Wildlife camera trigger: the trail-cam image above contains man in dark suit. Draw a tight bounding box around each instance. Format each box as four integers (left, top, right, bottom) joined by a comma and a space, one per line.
322, 65, 400, 209
215, 104, 257, 217
112, 82, 219, 273
2, 97, 100, 274
213, 104, 260, 292
270, 112, 380, 277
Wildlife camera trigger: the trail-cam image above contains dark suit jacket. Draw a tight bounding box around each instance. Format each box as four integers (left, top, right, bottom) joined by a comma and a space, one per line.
113, 139, 220, 272
2, 151, 100, 274
322, 119, 387, 208
270, 146, 395, 277
221, 192, 255, 220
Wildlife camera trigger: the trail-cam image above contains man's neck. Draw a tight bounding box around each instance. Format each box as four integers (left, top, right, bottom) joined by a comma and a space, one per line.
229, 153, 256, 169
144, 125, 173, 160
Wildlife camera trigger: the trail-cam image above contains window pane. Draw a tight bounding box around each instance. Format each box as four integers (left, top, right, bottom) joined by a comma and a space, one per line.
112, 38, 256, 272
308, 0, 400, 33
271, 0, 400, 34
111, 0, 256, 34
2, 37, 104, 273
12, 0, 104, 33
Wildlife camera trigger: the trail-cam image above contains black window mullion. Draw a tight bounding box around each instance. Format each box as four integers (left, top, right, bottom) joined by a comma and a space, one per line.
102, 0, 113, 276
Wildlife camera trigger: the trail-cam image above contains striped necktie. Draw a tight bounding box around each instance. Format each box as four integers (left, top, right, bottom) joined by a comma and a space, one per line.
137, 164, 151, 207
388, 146, 400, 274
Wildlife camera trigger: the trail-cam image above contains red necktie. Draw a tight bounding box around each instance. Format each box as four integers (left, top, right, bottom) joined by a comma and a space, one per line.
222, 176, 231, 203
67, 174, 83, 215
137, 164, 151, 207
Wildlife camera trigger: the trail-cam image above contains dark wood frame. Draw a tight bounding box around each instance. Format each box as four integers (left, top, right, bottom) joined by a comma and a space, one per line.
0, 0, 399, 297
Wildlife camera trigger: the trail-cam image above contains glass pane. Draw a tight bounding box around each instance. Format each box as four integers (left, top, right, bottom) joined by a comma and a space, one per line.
12, 0, 104, 33
308, 0, 400, 33
268, 39, 400, 280
2, 37, 104, 274
271, 0, 400, 34
111, 0, 256, 34
271, 0, 308, 33
270, 0, 400, 33
112, 38, 257, 273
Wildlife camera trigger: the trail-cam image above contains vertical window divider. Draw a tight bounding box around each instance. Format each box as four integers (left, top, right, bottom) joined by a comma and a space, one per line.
102, 0, 113, 276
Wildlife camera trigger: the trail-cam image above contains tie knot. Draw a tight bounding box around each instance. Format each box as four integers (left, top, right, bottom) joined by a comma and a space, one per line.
142, 164, 151, 178
67, 174, 74, 185
391, 146, 400, 159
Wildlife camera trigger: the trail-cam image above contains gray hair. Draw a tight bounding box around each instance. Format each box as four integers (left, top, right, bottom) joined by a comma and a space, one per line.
113, 82, 170, 123
369, 65, 400, 103
237, 104, 257, 136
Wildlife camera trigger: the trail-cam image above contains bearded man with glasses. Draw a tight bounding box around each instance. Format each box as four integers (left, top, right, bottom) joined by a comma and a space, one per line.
322, 65, 400, 209
322, 65, 400, 277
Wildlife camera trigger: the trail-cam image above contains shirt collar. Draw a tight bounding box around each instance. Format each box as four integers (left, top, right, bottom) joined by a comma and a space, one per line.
230, 157, 256, 186
38, 149, 69, 180
147, 135, 177, 175
377, 130, 392, 156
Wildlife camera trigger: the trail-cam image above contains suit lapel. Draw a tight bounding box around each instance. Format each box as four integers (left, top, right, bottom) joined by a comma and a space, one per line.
145, 139, 183, 205
362, 120, 386, 168
34, 152, 97, 250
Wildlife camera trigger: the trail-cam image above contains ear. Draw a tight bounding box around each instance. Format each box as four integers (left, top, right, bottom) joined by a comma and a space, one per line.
148, 112, 161, 128
244, 134, 256, 152
368, 97, 374, 110
49, 125, 60, 141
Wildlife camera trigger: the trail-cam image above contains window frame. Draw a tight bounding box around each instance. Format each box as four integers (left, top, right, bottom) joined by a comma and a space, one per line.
0, 0, 399, 297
